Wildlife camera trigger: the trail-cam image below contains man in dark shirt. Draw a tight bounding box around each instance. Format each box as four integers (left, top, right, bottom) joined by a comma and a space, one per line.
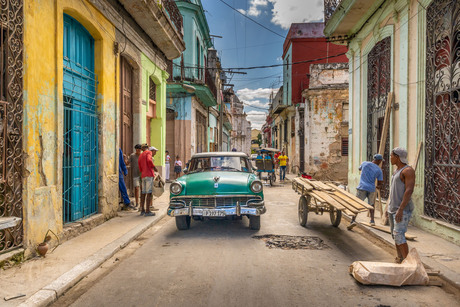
128, 144, 142, 208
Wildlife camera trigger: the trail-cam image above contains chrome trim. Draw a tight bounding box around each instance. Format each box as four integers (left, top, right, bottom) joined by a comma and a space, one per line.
168, 205, 266, 217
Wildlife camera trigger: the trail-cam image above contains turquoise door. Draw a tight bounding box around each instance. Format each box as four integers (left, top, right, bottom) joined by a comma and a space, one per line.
63, 14, 98, 223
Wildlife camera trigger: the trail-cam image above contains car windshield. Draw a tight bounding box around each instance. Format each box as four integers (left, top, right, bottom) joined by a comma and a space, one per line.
189, 156, 251, 173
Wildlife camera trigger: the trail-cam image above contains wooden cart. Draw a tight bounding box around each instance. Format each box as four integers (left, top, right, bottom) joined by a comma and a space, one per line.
292, 178, 374, 227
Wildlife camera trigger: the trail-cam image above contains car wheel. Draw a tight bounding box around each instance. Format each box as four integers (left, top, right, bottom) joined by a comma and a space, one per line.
298, 195, 309, 227
329, 205, 342, 227
249, 215, 260, 230
176, 216, 191, 230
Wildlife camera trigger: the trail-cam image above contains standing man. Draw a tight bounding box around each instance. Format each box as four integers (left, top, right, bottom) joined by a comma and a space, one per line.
128, 144, 142, 208
165, 150, 171, 182
277, 150, 289, 181
119, 148, 135, 210
348, 154, 384, 230
138, 145, 158, 216
388, 147, 415, 263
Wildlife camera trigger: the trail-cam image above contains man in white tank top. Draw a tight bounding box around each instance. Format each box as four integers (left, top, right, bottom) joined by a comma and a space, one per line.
388, 147, 415, 263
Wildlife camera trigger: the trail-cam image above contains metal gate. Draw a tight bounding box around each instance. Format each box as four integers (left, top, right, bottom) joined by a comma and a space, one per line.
120, 57, 133, 193
367, 37, 391, 198
0, 0, 24, 254
63, 14, 98, 223
425, 0, 460, 226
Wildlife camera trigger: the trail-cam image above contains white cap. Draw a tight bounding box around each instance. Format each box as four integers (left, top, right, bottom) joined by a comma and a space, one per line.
149, 146, 158, 151
392, 147, 408, 164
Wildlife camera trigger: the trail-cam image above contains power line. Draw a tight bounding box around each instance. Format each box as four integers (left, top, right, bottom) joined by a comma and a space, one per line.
218, 0, 286, 39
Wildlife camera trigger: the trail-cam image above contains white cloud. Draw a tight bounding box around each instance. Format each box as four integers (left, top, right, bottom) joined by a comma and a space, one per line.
246, 110, 268, 130
241, 99, 269, 109
268, 0, 324, 30
236, 87, 277, 101
238, 0, 268, 17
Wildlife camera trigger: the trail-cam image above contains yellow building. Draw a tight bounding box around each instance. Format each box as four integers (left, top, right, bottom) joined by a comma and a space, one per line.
0, 0, 184, 258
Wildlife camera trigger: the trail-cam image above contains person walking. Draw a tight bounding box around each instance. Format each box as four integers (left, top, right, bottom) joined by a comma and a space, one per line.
388, 147, 415, 263
348, 154, 384, 230
128, 144, 142, 208
174, 155, 182, 179
165, 150, 171, 182
277, 151, 289, 181
119, 148, 135, 210
138, 145, 158, 216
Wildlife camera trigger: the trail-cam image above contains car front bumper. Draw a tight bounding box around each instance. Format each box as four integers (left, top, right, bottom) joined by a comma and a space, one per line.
167, 204, 266, 217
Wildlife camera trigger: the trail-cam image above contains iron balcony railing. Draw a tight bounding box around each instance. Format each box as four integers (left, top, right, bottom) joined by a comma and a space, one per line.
324, 0, 341, 24
161, 0, 183, 34
171, 63, 218, 100
205, 68, 217, 100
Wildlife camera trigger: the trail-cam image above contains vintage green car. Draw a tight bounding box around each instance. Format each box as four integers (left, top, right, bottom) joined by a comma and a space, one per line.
168, 152, 265, 230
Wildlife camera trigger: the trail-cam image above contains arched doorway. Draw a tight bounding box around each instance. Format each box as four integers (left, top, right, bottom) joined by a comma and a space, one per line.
63, 14, 98, 223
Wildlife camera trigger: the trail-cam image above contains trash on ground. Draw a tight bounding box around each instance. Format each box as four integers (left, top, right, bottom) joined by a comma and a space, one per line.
349, 248, 429, 286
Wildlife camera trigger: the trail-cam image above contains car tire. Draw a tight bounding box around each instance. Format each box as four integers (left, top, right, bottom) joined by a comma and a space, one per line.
329, 205, 342, 227
249, 215, 260, 230
298, 195, 309, 227
176, 216, 191, 230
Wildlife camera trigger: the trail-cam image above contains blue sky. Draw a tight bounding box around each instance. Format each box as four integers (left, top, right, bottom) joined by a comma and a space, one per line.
201, 0, 324, 129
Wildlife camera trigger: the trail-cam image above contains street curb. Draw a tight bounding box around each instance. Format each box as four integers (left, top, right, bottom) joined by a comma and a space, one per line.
18, 209, 168, 307
342, 215, 460, 292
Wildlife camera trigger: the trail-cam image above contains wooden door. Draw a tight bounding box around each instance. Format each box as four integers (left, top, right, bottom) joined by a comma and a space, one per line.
120, 57, 133, 193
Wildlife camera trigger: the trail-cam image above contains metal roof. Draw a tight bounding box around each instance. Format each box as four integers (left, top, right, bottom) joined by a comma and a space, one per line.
191, 152, 249, 158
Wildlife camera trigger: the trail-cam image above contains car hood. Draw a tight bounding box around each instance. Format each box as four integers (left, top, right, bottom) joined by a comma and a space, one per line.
181, 171, 254, 195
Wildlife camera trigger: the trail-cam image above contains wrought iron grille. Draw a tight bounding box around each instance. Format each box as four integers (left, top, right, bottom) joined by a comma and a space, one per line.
367, 37, 391, 198
161, 0, 183, 35
424, 0, 460, 226
324, 0, 341, 24
63, 55, 99, 223
0, 0, 24, 254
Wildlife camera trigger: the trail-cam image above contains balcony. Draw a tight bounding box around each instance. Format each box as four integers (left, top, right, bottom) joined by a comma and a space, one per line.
324, 0, 341, 24
271, 98, 287, 115
161, 0, 183, 34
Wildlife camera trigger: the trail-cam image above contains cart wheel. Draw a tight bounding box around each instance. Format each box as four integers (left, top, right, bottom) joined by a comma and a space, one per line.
298, 195, 309, 227
329, 205, 342, 227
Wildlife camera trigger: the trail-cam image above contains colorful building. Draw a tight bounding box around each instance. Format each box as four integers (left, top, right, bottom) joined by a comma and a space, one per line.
324, 0, 459, 243
0, 0, 184, 257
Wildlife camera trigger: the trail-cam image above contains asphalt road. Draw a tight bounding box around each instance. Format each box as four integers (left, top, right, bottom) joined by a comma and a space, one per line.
54, 181, 459, 307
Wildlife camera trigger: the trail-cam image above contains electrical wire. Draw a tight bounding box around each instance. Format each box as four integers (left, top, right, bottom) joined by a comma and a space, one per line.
218, 0, 286, 39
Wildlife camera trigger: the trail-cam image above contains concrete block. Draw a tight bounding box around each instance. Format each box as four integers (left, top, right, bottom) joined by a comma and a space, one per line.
18, 289, 56, 307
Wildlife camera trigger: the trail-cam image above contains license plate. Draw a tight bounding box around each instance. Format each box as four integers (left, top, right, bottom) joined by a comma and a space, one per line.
202, 209, 225, 217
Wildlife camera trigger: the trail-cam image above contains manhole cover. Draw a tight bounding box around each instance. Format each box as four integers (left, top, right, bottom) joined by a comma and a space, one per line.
253, 234, 329, 250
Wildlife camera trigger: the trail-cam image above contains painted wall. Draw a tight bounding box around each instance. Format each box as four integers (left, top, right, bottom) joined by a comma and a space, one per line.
141, 53, 169, 174
23, 0, 118, 255
342, 0, 459, 244
282, 45, 292, 106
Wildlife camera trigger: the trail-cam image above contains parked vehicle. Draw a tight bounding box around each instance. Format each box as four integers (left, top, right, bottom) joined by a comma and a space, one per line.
168, 152, 265, 230
255, 147, 279, 186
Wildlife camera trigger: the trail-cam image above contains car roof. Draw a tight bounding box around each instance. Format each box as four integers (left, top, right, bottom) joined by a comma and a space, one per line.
191, 152, 249, 158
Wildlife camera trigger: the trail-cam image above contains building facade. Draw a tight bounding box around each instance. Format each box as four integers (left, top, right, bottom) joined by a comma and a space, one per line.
225, 88, 251, 154
325, 0, 459, 244
1, 0, 184, 257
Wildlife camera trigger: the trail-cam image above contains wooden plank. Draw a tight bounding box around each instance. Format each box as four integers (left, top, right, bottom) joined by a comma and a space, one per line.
328, 193, 361, 214
297, 178, 314, 191
361, 222, 417, 240
343, 209, 356, 217
378, 92, 393, 156
325, 183, 374, 210
314, 180, 334, 191
413, 141, 423, 171
314, 190, 347, 211
308, 191, 328, 204
302, 179, 323, 190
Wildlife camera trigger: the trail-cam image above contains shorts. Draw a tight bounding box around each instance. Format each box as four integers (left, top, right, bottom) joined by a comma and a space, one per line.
133, 176, 140, 188
141, 177, 154, 194
174, 166, 182, 173
356, 189, 375, 206
389, 210, 412, 244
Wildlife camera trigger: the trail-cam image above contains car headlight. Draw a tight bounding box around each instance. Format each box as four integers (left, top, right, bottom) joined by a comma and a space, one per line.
250, 180, 263, 193
170, 182, 183, 195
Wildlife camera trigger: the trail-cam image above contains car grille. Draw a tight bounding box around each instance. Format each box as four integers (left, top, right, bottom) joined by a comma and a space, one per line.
171, 196, 262, 207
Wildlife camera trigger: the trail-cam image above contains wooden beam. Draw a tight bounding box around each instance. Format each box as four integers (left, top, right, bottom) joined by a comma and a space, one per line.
314, 190, 347, 211
378, 92, 393, 156
325, 183, 374, 210
328, 193, 361, 214
361, 222, 417, 240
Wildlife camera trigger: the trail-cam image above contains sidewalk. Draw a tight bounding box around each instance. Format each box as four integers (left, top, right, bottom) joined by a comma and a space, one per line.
0, 188, 171, 307
343, 206, 460, 290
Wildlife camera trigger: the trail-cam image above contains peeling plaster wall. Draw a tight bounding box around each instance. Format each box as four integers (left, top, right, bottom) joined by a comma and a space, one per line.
23, 0, 118, 255
304, 89, 348, 182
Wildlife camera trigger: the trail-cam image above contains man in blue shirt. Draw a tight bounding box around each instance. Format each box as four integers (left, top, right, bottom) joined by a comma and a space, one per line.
348, 154, 384, 229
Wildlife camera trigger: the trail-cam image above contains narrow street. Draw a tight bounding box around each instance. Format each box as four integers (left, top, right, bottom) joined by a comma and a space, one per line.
53, 182, 459, 307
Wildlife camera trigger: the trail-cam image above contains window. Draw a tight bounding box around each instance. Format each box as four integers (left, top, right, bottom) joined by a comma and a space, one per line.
341, 137, 348, 156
